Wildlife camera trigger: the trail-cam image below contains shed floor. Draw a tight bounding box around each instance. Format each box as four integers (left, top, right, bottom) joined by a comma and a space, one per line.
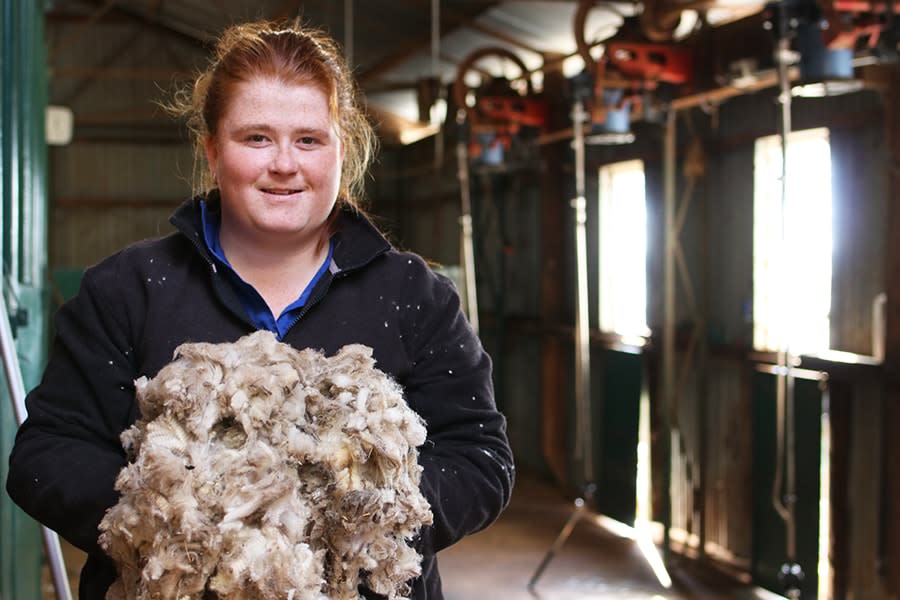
43, 474, 774, 600
440, 475, 773, 600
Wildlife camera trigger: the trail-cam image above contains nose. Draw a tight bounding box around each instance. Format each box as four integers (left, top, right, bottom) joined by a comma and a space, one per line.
271, 142, 299, 174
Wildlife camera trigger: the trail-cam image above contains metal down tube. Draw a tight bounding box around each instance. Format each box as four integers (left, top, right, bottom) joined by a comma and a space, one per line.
0, 295, 74, 600
772, 21, 800, 597
571, 99, 593, 484
456, 117, 480, 335
528, 99, 594, 592
431, 0, 444, 168
662, 107, 676, 556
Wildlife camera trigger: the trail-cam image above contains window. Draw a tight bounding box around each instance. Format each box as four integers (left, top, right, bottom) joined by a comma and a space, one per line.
598, 159, 648, 340
753, 127, 832, 354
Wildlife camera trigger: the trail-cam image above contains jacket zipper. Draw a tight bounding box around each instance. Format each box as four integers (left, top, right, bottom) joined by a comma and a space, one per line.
283, 269, 348, 335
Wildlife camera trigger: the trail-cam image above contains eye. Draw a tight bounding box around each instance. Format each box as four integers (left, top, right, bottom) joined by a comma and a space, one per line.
245, 133, 268, 144
299, 136, 319, 146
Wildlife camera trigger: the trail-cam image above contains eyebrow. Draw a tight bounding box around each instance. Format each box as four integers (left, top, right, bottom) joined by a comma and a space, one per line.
231, 124, 331, 136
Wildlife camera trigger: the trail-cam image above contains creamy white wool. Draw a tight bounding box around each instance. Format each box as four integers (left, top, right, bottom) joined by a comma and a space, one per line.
99, 331, 433, 600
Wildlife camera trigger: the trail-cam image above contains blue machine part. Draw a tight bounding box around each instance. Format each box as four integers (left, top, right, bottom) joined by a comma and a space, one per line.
476, 131, 505, 165
797, 23, 854, 82
594, 88, 632, 135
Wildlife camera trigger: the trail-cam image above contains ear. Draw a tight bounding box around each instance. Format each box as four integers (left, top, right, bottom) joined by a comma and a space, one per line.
203, 135, 218, 177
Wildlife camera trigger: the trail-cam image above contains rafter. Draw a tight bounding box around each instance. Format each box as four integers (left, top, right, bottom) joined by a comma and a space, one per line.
56, 24, 145, 105
48, 0, 118, 62
79, 0, 214, 48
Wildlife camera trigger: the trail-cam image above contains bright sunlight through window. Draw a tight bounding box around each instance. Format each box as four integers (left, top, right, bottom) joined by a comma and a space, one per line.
598, 159, 648, 340
753, 128, 832, 354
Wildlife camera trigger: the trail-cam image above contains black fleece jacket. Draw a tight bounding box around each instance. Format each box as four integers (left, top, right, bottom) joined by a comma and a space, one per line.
6, 196, 515, 599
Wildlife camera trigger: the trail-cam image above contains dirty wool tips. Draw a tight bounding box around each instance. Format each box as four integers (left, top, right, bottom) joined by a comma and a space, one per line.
99, 330, 433, 600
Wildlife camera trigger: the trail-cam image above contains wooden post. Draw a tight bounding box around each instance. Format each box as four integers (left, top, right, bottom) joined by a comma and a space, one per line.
539, 56, 570, 486
880, 64, 900, 597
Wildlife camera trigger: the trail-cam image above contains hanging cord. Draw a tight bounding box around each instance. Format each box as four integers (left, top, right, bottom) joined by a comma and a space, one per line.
432, 0, 444, 168
344, 0, 353, 69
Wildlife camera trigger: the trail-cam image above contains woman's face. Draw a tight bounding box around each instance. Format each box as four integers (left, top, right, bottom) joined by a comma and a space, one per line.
204, 76, 343, 248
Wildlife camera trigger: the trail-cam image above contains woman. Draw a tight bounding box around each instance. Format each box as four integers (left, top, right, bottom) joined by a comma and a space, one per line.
6, 19, 514, 599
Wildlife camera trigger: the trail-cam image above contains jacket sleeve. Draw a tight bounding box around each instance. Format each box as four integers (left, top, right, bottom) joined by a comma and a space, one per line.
6, 262, 137, 554
399, 260, 515, 555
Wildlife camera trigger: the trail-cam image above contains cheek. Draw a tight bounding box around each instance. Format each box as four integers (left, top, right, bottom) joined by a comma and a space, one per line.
316, 151, 343, 190
219, 149, 266, 184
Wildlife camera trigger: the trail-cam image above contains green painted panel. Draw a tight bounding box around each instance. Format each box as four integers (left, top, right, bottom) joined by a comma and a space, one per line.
51, 267, 83, 303
595, 349, 642, 525
752, 371, 822, 600
0, 0, 51, 597
565, 347, 642, 524
1, 287, 46, 600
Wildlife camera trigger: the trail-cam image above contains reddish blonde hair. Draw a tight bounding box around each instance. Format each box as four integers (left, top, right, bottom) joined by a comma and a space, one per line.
170, 19, 377, 211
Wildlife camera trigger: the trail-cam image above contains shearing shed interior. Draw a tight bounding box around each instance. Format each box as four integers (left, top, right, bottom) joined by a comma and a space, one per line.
1, 0, 899, 599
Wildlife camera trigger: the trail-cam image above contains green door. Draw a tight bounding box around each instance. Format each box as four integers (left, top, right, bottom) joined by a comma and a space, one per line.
752, 370, 823, 600
0, 0, 51, 597
592, 348, 642, 525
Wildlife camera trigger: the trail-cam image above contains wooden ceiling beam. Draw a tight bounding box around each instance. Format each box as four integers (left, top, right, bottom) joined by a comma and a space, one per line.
48, 0, 118, 62
56, 25, 145, 105
79, 0, 213, 49
74, 107, 166, 124
45, 10, 131, 24
53, 66, 193, 81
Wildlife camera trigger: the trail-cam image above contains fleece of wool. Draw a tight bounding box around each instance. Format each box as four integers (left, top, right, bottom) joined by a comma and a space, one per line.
99, 331, 432, 600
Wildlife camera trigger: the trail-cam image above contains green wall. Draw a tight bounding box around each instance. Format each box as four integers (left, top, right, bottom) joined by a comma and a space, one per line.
1, 0, 51, 598
752, 372, 823, 600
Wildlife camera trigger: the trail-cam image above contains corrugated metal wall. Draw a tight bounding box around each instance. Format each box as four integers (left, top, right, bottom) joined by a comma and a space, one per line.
380, 79, 893, 598
372, 144, 550, 475
703, 360, 753, 566
653, 87, 891, 597
0, 1, 50, 598
845, 378, 889, 598
666, 358, 754, 568
831, 120, 889, 355
46, 7, 200, 296
49, 141, 191, 272
48, 19, 197, 139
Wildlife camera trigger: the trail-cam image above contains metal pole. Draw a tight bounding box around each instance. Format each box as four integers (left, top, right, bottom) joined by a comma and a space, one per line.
571, 99, 593, 484
771, 17, 802, 596
456, 112, 480, 334
0, 296, 73, 600
774, 25, 799, 566
527, 99, 595, 591
431, 0, 444, 168
662, 106, 677, 556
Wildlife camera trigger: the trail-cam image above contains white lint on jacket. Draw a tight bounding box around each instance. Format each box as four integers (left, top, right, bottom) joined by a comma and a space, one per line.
98, 330, 433, 600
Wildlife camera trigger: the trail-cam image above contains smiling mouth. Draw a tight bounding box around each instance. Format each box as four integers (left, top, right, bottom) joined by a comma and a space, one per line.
262, 188, 301, 196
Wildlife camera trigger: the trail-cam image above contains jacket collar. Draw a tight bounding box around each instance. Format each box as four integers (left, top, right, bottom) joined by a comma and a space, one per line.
170, 193, 392, 275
